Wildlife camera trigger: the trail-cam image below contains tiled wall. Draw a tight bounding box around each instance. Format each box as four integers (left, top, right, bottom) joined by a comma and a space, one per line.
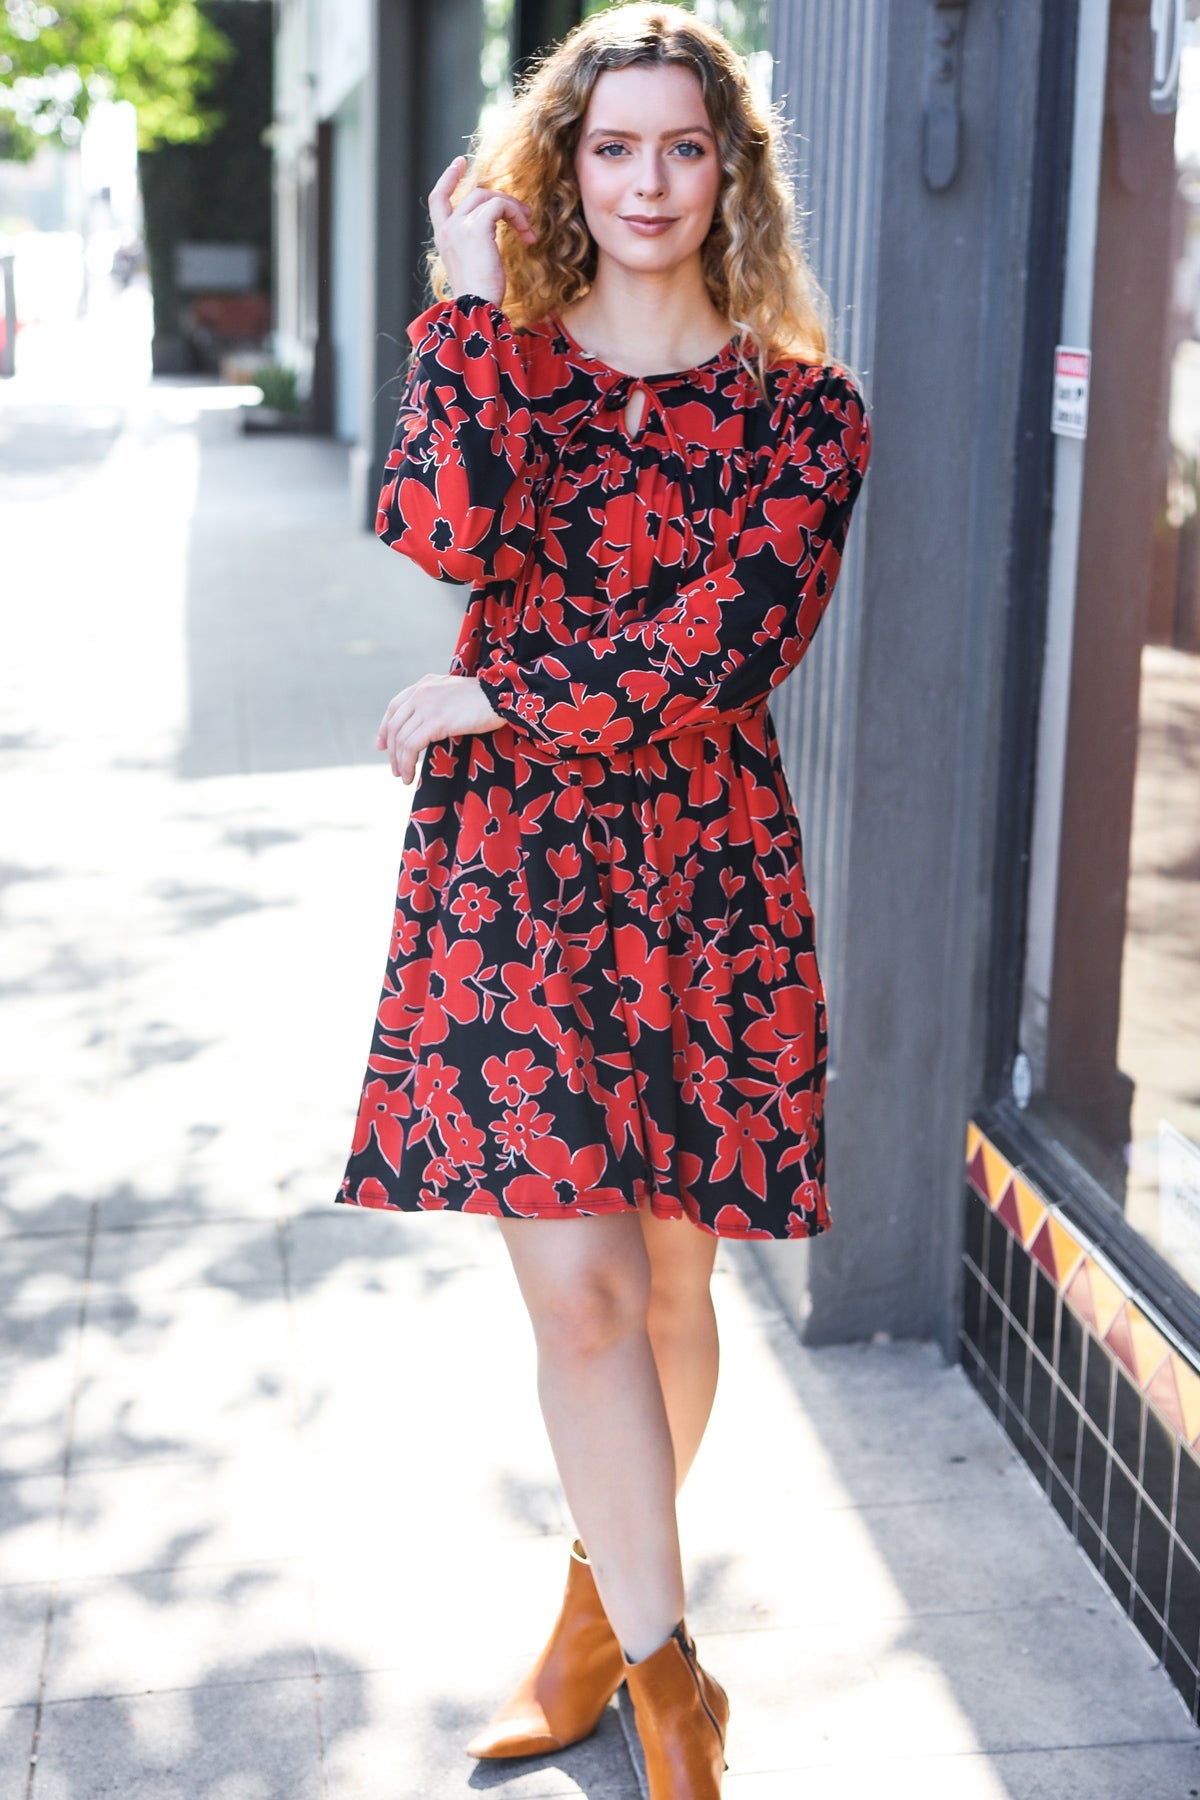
960, 1121, 1200, 1723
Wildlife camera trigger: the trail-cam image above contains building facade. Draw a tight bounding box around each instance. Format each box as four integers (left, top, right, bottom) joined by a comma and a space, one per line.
762, 0, 1200, 1726
272, 0, 486, 511
273, 0, 1200, 1722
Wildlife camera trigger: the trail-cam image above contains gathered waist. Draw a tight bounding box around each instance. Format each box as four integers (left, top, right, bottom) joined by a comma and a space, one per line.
489, 700, 772, 771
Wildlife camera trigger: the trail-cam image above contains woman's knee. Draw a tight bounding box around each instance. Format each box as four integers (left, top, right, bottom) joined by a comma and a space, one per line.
646, 1276, 716, 1345
641, 1217, 718, 1334
525, 1260, 647, 1353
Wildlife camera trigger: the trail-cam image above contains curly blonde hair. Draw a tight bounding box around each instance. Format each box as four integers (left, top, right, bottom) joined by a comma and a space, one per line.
426, 0, 834, 401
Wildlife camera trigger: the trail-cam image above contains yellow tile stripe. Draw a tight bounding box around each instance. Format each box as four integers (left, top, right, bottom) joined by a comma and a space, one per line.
980, 1138, 1011, 1209
1045, 1213, 1085, 1285
967, 1120, 1200, 1455
1011, 1176, 1047, 1247
1087, 1260, 1126, 1341
1121, 1302, 1172, 1388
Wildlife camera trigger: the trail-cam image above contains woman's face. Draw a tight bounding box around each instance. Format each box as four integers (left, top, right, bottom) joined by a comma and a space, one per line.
573, 63, 722, 277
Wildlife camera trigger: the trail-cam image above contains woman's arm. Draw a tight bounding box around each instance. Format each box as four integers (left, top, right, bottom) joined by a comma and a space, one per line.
473, 365, 872, 755
376, 291, 547, 587
373, 156, 542, 784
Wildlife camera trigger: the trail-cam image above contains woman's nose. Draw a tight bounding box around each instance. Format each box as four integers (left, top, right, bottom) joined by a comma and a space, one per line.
633, 161, 667, 198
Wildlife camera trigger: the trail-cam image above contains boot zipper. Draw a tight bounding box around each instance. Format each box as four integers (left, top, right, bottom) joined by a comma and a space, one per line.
673, 1625, 725, 1744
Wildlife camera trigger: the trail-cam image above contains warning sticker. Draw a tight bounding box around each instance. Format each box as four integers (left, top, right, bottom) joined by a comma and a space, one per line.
1051, 346, 1091, 439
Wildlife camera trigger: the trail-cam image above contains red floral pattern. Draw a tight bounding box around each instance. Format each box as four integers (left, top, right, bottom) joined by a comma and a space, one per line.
336, 293, 871, 1237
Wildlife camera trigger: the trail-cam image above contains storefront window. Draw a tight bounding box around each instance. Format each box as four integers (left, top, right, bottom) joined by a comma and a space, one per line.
1022, 7, 1200, 1302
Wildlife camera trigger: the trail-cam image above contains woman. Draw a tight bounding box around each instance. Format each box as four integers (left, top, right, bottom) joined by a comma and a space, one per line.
336, 5, 871, 1792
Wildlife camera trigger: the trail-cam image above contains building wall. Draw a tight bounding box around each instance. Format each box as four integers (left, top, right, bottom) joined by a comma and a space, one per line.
316, 0, 370, 120
272, 0, 369, 392
139, 0, 273, 372
753, 0, 1047, 1354
752, 0, 887, 1339
762, 1, 885, 1011
331, 89, 366, 444
273, 0, 483, 505
358, 0, 484, 524
272, 0, 321, 381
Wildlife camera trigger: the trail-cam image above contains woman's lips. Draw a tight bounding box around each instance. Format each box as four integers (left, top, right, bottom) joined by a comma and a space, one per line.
621, 216, 677, 234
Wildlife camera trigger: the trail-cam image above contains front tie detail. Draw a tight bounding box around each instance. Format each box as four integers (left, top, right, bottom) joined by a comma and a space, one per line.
535, 372, 701, 604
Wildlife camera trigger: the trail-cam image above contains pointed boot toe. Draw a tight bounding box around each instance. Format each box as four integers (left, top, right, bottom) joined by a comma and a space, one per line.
623, 1619, 729, 1797
464, 1705, 562, 1760
464, 1540, 626, 1761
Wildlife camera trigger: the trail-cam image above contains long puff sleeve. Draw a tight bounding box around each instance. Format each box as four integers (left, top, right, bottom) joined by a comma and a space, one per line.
475, 366, 871, 752
376, 293, 546, 586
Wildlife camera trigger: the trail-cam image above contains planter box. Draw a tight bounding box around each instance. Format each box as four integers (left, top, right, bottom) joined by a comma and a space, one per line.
241, 406, 312, 435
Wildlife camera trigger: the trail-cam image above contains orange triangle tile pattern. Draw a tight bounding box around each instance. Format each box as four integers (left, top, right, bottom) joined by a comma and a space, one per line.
966, 1121, 1200, 1454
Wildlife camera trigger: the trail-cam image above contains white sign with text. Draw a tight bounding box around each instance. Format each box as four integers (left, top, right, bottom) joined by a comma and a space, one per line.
1051, 346, 1091, 439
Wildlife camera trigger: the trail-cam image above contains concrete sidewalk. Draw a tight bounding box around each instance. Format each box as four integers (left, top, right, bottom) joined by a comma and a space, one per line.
1, 326, 1197, 1799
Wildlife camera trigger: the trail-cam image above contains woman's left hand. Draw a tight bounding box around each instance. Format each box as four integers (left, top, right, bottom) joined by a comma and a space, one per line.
376, 674, 503, 783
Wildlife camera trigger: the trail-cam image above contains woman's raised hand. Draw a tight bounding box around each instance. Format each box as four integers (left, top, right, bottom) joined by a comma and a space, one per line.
429, 154, 537, 308
376, 673, 503, 785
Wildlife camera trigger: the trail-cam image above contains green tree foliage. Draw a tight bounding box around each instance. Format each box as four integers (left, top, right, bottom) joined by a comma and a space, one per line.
0, 0, 232, 160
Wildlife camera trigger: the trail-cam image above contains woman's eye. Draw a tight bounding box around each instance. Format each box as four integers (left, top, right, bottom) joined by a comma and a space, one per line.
595, 140, 706, 157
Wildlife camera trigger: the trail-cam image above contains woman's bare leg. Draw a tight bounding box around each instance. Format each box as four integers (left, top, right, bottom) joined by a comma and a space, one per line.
639, 1203, 721, 1493
497, 1210, 684, 1662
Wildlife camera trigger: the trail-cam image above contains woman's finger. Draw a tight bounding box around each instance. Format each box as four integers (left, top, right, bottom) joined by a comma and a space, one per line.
378, 696, 405, 736
458, 195, 536, 248
395, 730, 423, 784
392, 712, 415, 777
378, 695, 418, 762
387, 709, 428, 781
427, 155, 466, 231
377, 694, 412, 746
492, 199, 538, 243
454, 184, 530, 220
380, 676, 492, 779
454, 189, 535, 235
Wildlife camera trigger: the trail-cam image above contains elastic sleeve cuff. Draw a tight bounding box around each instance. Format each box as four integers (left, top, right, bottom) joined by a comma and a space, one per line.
476, 658, 544, 740
406, 292, 506, 350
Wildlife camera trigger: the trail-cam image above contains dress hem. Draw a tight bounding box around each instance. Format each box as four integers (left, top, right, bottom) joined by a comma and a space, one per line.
333, 1189, 830, 1241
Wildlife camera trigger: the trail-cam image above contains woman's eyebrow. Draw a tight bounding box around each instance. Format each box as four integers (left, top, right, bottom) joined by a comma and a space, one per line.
583, 125, 715, 141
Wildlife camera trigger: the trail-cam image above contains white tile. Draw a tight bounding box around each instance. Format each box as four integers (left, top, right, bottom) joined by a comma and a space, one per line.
0, 1708, 35, 1799
319, 1663, 640, 1800
43, 1560, 314, 1703
0, 1301, 80, 1478
56, 1444, 309, 1580
31, 1678, 325, 1799
309, 1533, 586, 1678
0, 1234, 87, 1310
71, 1288, 296, 1468
0, 1581, 50, 1707
0, 1470, 65, 1585
88, 1220, 285, 1296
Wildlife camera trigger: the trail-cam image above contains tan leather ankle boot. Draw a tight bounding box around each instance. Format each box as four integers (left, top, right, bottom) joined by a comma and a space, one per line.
464, 1539, 627, 1759
622, 1619, 729, 1797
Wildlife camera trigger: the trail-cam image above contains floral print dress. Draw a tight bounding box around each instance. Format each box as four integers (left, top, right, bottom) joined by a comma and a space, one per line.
335, 292, 871, 1238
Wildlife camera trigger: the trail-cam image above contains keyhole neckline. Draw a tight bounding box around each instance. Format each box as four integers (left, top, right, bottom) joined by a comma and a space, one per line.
548, 310, 741, 383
